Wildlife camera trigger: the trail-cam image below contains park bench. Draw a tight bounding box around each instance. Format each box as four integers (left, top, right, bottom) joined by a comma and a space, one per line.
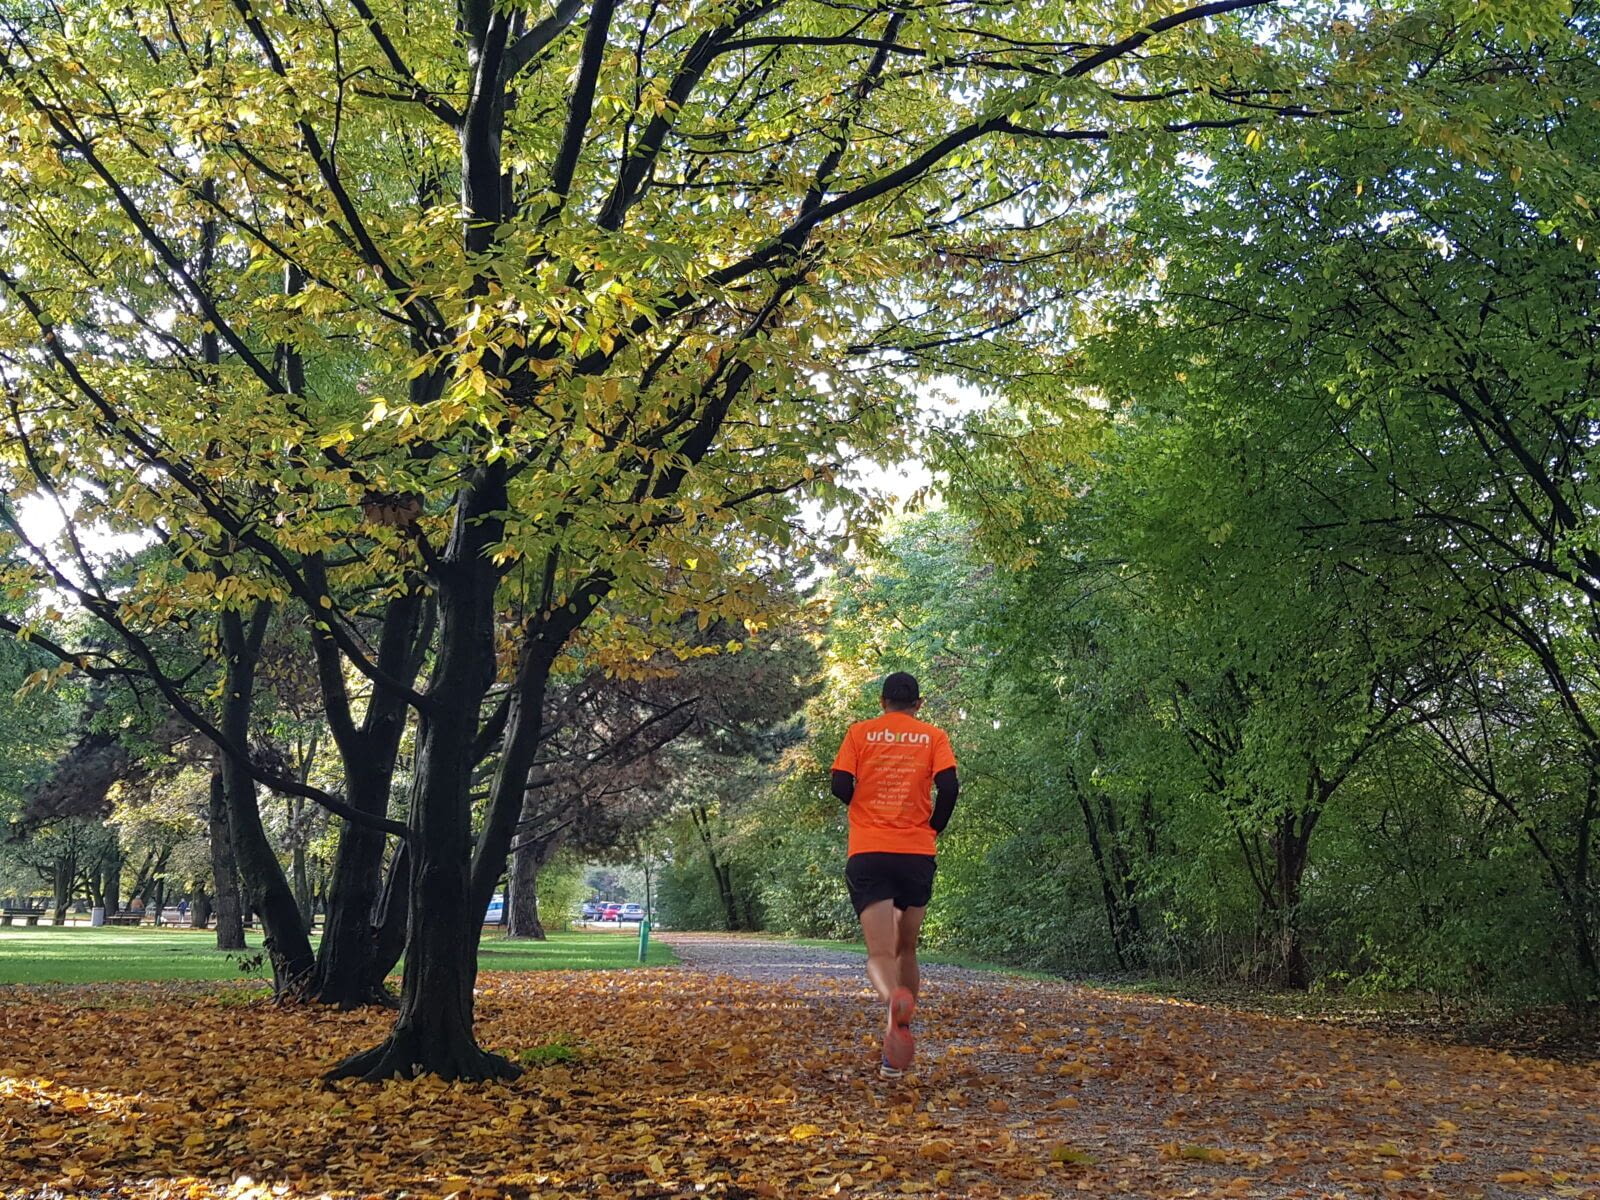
106, 911, 145, 926
1, 907, 44, 927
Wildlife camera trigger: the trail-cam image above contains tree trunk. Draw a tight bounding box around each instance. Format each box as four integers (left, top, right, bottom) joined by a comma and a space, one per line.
209, 771, 247, 950
367, 841, 410, 989
1100, 795, 1146, 954
151, 878, 166, 927
507, 833, 556, 940
309, 591, 427, 1009
1081, 740, 1147, 969
692, 803, 741, 931
51, 850, 73, 926
1269, 809, 1317, 990
221, 775, 309, 984
327, 523, 519, 1081
103, 843, 121, 919
1071, 776, 1130, 970
127, 848, 158, 912
1568, 763, 1600, 1012
291, 796, 313, 925
192, 886, 213, 930
216, 603, 313, 988
312, 764, 398, 1008
330, 704, 513, 1080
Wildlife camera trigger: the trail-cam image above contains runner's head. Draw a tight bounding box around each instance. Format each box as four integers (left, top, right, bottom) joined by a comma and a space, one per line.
880, 671, 923, 714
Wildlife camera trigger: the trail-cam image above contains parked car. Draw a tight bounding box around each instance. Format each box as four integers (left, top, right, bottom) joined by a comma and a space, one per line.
484, 894, 505, 924
579, 902, 600, 921
599, 902, 623, 922
618, 903, 645, 923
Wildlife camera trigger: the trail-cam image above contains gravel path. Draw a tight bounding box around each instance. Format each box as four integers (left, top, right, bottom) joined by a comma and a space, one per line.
660, 931, 982, 984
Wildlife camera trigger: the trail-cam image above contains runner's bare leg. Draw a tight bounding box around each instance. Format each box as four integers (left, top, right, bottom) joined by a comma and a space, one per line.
859, 899, 900, 1002
895, 905, 926, 998
864, 899, 917, 1072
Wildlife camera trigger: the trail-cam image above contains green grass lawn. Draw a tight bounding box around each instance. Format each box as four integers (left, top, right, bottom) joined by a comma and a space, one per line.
478, 928, 675, 972
0, 925, 673, 985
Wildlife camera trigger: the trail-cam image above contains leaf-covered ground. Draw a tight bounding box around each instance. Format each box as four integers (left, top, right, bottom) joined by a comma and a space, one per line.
2, 937, 1597, 1200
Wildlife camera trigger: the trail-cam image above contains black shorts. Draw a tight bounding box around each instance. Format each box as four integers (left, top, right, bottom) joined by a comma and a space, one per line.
845, 852, 937, 916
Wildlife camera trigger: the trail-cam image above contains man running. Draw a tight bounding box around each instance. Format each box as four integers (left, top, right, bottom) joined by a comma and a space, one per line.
831, 671, 959, 1079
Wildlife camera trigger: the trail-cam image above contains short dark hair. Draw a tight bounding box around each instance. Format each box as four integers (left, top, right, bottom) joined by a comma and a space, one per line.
881, 672, 920, 706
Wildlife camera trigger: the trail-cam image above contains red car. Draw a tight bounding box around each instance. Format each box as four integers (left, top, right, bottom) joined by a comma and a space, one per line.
599, 902, 623, 922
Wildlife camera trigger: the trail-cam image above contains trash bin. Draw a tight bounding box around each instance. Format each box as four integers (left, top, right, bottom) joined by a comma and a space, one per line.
90, 906, 106, 927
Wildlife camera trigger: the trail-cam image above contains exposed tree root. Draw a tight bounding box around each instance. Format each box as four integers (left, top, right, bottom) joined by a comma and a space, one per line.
325, 1029, 521, 1083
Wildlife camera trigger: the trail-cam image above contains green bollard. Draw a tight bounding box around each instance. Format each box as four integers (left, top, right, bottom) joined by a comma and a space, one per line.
638, 917, 651, 964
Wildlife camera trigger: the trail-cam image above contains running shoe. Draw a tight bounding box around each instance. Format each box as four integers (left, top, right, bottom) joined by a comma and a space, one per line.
884, 1023, 916, 1070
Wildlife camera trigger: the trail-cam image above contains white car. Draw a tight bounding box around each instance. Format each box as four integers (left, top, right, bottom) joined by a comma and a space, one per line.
618, 903, 645, 923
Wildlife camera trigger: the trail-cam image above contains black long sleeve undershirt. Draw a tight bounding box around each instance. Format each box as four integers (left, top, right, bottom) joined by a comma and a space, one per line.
931, 766, 959, 833
832, 767, 960, 835
831, 769, 855, 804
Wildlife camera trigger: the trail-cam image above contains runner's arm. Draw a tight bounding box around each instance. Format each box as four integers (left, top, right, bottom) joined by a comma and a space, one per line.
930, 767, 959, 833
831, 770, 855, 805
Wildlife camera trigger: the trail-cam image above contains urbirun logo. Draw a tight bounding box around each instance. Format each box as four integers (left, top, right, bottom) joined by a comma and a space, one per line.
867, 730, 931, 745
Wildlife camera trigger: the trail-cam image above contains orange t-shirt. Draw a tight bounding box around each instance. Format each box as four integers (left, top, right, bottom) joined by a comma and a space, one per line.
832, 711, 958, 857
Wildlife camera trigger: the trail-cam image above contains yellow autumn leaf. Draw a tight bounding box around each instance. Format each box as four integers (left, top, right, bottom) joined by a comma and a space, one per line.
1170, 1143, 1228, 1163
1049, 1144, 1096, 1166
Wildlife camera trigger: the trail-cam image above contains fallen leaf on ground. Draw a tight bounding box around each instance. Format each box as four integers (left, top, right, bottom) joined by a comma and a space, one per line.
0, 950, 1596, 1200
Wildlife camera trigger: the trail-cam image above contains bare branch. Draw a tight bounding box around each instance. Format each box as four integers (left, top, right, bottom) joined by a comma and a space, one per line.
550, 0, 619, 199
501, 0, 587, 83
346, 0, 462, 124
